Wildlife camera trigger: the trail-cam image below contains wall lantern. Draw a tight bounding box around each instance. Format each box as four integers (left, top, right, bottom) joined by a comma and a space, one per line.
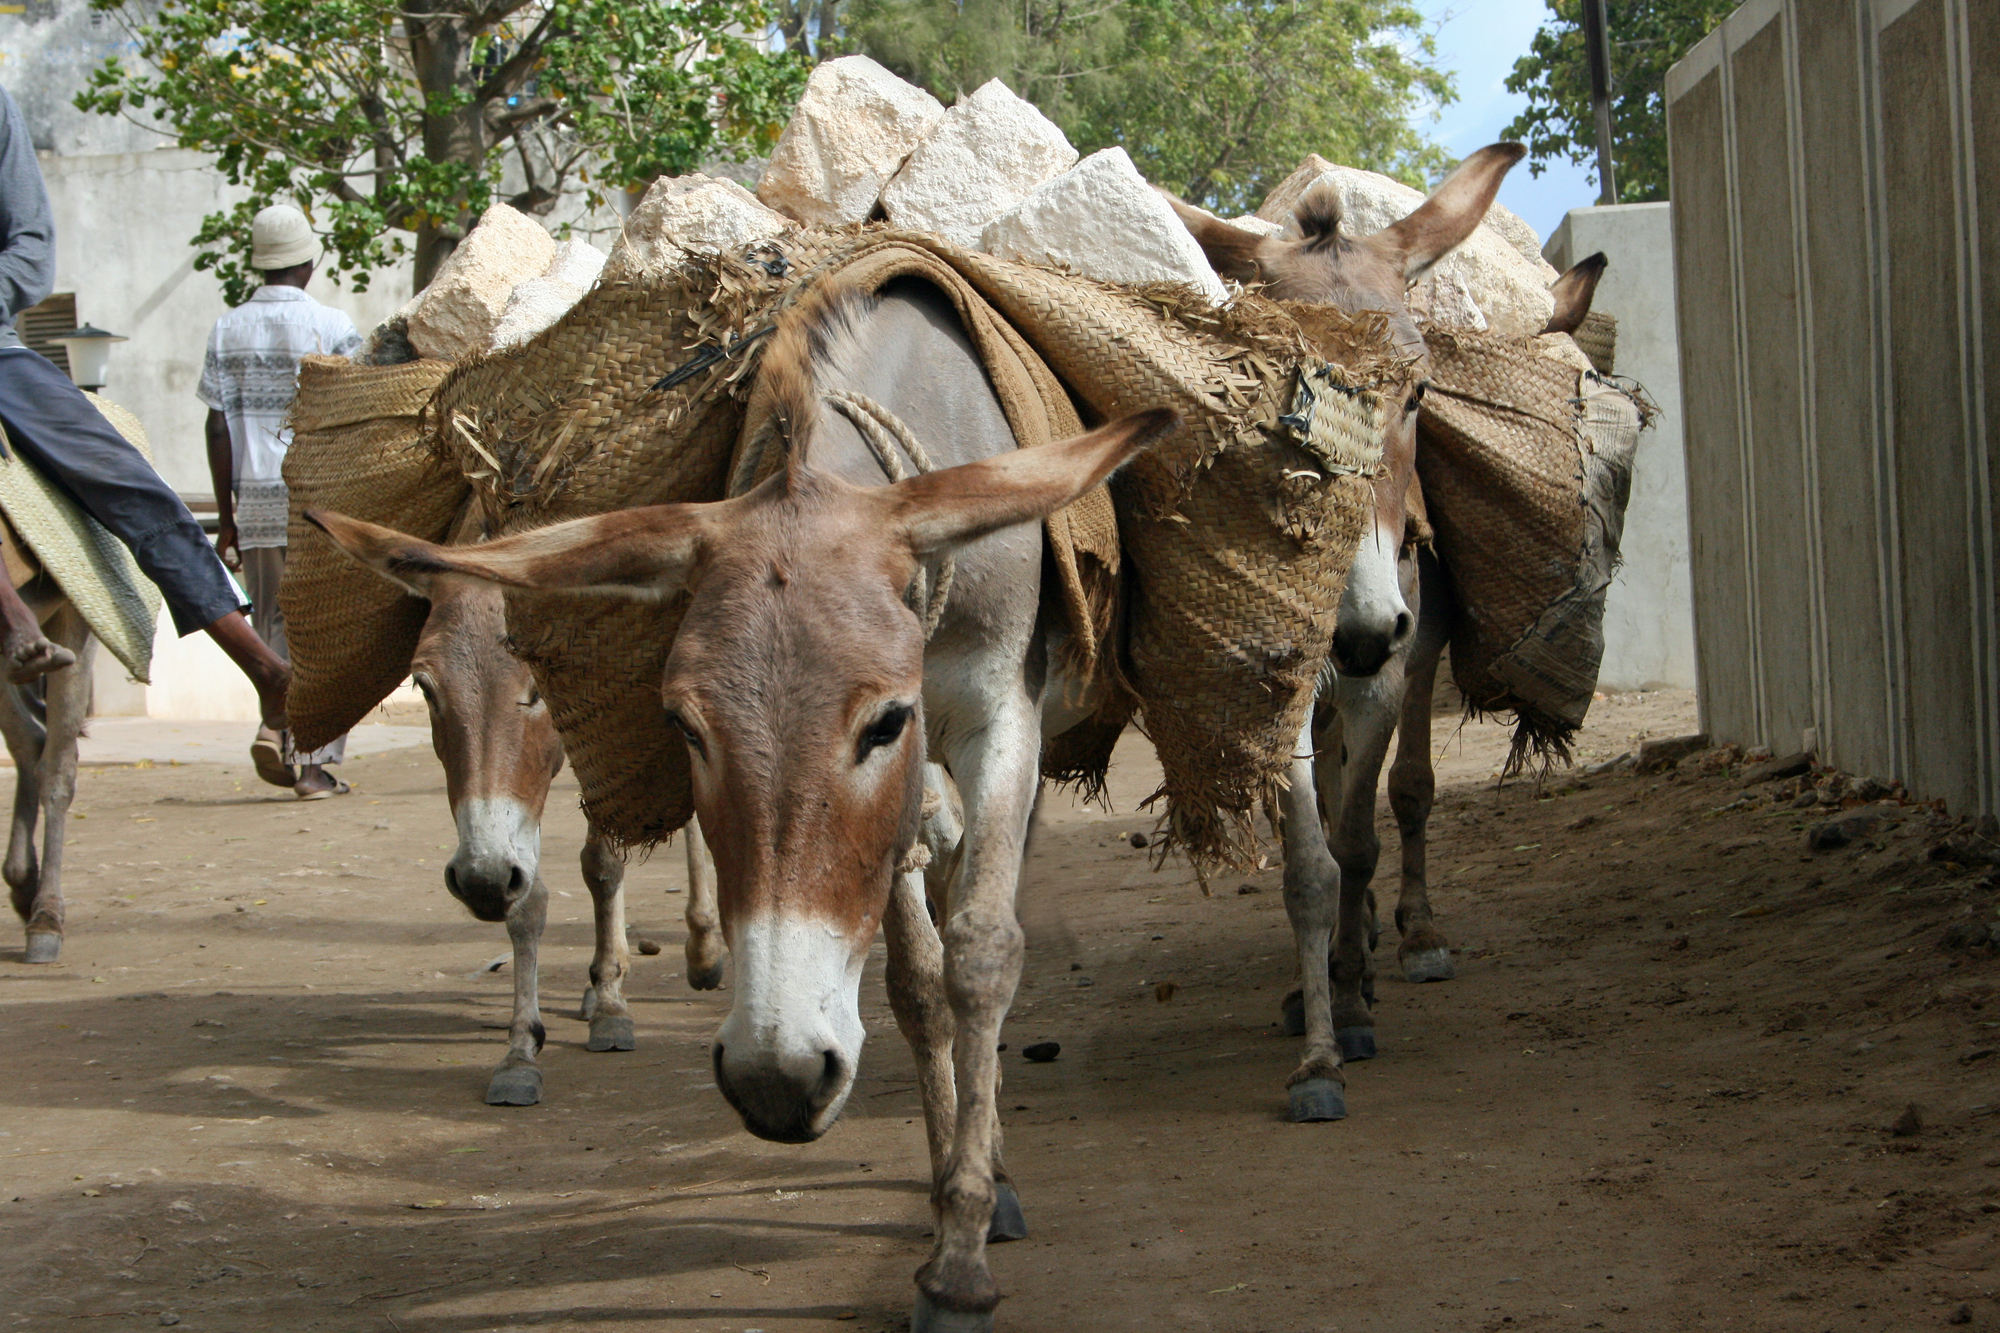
50, 324, 129, 392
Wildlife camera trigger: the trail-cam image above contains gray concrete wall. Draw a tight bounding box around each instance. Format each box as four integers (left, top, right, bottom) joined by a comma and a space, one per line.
1664, 0, 1998, 817
1544, 202, 1695, 691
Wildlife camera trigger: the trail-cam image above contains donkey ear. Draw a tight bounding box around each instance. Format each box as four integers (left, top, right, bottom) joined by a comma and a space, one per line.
887, 409, 1179, 559
1368, 143, 1526, 282
304, 505, 718, 602
1161, 191, 1267, 284
1541, 251, 1608, 335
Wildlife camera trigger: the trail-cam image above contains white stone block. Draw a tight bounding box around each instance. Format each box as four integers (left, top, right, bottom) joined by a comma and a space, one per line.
879, 79, 1078, 249
1257, 156, 1558, 335
602, 174, 791, 281
757, 56, 946, 226
543, 238, 607, 289
406, 203, 555, 361
490, 277, 586, 350
981, 148, 1228, 303
1224, 214, 1284, 237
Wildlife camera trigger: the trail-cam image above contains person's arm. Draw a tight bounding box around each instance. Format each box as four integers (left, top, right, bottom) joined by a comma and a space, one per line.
0, 87, 55, 330
204, 408, 239, 571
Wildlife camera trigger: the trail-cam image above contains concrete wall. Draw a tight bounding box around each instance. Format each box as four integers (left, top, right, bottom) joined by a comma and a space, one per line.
1665, 0, 1997, 817
1544, 202, 1696, 691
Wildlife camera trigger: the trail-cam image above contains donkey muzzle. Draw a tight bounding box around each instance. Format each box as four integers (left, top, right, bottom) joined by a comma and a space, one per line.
445, 797, 541, 922
709, 914, 867, 1142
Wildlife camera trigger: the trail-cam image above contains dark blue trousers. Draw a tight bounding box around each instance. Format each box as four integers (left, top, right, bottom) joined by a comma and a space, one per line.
0, 347, 243, 635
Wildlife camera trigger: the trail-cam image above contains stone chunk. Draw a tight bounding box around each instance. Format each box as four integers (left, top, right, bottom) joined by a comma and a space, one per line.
880, 79, 1078, 249
756, 56, 945, 226
1257, 155, 1559, 335
981, 148, 1228, 303
406, 203, 555, 361
1224, 214, 1284, 238
1633, 732, 1711, 773
1740, 751, 1813, 788
603, 174, 791, 282
489, 240, 608, 350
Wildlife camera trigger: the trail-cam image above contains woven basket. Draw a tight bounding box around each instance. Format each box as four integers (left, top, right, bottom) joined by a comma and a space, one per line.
1571, 311, 1618, 376
281, 356, 459, 750
1416, 328, 1648, 763
426, 230, 1392, 866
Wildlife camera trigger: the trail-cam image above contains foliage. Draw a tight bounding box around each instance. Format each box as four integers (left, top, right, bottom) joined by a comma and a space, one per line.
77, 0, 808, 300
838, 0, 1454, 214
1503, 0, 1735, 202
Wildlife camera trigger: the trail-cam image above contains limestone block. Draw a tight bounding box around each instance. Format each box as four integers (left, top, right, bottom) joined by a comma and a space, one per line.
544, 238, 607, 289
406, 204, 555, 361
490, 277, 585, 350
880, 79, 1078, 249
981, 148, 1229, 303
757, 56, 946, 226
603, 174, 790, 281
1224, 214, 1284, 238
1257, 156, 1557, 335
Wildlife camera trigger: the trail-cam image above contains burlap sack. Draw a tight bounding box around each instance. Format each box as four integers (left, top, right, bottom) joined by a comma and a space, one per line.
1416, 328, 1650, 764
427, 228, 1394, 866
281, 356, 460, 750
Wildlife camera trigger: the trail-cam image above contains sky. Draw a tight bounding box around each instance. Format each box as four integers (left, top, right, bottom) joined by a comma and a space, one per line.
1412, 0, 1601, 249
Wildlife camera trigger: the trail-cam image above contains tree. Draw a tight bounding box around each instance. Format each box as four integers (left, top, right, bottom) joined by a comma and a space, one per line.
839, 0, 1453, 214
1503, 0, 1735, 203
77, 0, 809, 300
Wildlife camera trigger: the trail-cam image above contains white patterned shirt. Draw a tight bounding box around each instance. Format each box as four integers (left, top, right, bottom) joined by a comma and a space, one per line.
197, 286, 360, 548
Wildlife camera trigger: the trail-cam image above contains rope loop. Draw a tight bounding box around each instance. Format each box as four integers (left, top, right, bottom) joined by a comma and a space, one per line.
824, 390, 956, 640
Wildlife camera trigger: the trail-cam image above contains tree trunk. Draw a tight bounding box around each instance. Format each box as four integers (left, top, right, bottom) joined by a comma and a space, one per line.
403, 1, 486, 291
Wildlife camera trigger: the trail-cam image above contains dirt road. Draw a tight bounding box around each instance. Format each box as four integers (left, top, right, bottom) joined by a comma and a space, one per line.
4, 690, 1996, 1332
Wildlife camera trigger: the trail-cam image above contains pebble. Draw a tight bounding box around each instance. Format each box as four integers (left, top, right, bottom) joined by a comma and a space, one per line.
1022, 1041, 1061, 1062
635, 937, 663, 956
1129, 831, 1150, 849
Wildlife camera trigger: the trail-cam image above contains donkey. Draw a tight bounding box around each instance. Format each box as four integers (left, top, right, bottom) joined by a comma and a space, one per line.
395, 545, 727, 1105
307, 273, 1178, 1333
3, 574, 91, 965
1167, 145, 1609, 1110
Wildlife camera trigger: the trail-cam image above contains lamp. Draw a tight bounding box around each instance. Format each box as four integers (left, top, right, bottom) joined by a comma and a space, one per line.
50, 324, 128, 392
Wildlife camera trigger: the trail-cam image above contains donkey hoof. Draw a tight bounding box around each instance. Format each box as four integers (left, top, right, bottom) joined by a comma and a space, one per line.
22, 931, 60, 963
586, 1015, 635, 1052
485, 1065, 543, 1106
987, 1181, 1028, 1242
686, 962, 724, 991
1288, 1077, 1347, 1123
1337, 1026, 1377, 1062
1402, 947, 1456, 984
1280, 989, 1305, 1038
1362, 976, 1378, 1007
912, 1291, 996, 1333
578, 986, 598, 1021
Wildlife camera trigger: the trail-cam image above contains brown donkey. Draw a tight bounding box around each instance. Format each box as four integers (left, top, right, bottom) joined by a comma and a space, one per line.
1168, 146, 1609, 1115
394, 552, 728, 1105
308, 275, 1177, 1333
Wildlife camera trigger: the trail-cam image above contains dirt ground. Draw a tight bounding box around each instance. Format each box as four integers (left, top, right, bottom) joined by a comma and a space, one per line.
4, 689, 1997, 1332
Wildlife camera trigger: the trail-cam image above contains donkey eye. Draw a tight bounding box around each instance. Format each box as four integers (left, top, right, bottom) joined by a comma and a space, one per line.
665, 709, 707, 759
1405, 383, 1428, 414
413, 674, 438, 708
521, 686, 541, 709
857, 704, 910, 763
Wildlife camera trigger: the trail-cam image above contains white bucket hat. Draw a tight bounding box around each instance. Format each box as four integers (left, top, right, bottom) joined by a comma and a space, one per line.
250, 204, 321, 271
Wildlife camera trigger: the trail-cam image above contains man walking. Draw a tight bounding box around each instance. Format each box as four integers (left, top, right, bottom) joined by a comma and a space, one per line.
0, 84, 294, 771
199, 205, 360, 799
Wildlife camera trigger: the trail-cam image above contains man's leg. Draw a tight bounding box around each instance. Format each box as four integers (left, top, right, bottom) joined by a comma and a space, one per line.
0, 576, 73, 683
0, 350, 288, 722
245, 545, 344, 797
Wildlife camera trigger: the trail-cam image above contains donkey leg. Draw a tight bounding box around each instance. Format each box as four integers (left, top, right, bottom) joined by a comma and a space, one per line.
1389, 572, 1454, 983
487, 877, 549, 1106
682, 816, 726, 991
1318, 665, 1406, 1061
21, 618, 86, 964
578, 827, 636, 1052
0, 680, 46, 955
912, 701, 1039, 1332
1278, 709, 1348, 1122
885, 863, 957, 1184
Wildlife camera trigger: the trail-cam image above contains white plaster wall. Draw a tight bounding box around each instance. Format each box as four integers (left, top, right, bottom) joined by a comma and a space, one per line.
1545, 202, 1696, 691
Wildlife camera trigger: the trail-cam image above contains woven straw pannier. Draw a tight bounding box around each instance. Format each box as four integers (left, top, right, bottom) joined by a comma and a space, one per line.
1416, 328, 1650, 763
281, 356, 460, 750
426, 229, 1394, 866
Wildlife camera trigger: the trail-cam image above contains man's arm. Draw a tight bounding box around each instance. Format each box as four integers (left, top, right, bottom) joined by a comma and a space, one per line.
205, 408, 239, 570
0, 87, 55, 332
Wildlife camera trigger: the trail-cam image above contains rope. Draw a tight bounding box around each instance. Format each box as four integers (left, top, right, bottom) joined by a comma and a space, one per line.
824, 390, 956, 640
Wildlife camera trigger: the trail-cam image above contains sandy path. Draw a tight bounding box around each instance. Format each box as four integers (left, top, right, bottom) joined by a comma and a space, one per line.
3, 690, 1995, 1332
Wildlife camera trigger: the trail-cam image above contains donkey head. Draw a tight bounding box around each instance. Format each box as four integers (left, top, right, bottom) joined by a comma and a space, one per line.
306, 401, 1175, 1143
337, 523, 566, 923
1166, 143, 1527, 676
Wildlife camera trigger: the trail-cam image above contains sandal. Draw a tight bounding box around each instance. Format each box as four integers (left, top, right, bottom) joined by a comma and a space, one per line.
250, 724, 296, 788
295, 775, 351, 801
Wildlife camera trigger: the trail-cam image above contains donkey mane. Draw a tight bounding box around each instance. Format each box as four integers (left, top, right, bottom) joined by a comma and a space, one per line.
1291, 180, 1345, 254
759, 280, 879, 484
